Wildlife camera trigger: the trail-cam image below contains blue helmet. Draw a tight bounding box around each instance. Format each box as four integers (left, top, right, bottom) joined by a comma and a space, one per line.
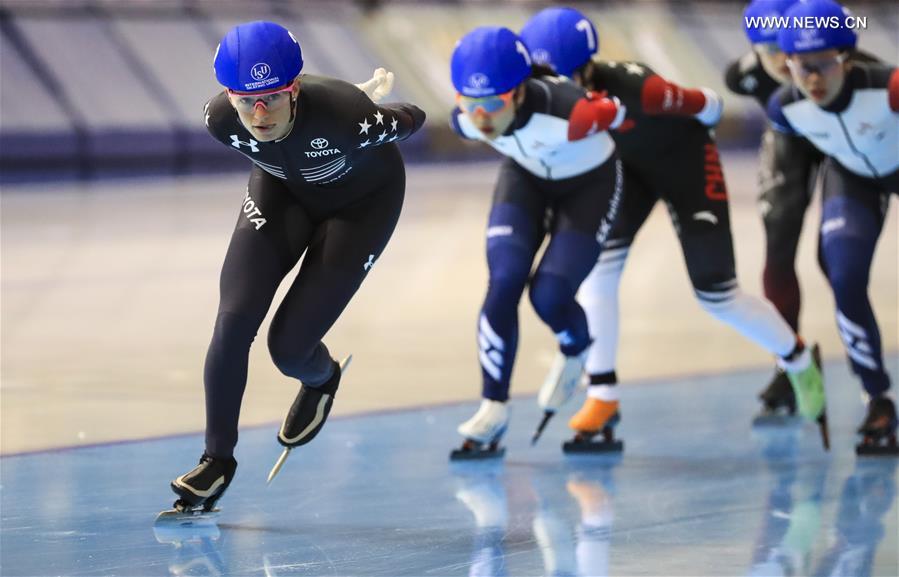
778, 0, 857, 54
520, 7, 599, 77
451, 27, 532, 97
214, 21, 303, 92
742, 0, 799, 44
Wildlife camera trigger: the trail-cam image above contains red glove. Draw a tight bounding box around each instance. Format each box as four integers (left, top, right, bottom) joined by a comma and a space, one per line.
641, 74, 723, 126
568, 92, 626, 141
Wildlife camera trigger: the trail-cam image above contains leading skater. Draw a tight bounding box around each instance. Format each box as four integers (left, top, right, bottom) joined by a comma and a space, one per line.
769, 0, 898, 455
168, 21, 425, 513
447, 26, 626, 459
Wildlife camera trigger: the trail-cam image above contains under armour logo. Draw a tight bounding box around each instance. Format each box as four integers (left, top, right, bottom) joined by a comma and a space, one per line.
363, 254, 376, 271
230, 135, 259, 152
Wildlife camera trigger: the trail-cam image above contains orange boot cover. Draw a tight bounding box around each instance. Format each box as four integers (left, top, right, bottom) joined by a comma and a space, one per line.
568, 398, 619, 433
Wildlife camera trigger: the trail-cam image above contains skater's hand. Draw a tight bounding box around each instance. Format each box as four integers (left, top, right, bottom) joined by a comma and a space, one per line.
568, 93, 626, 141
695, 88, 723, 127
355, 68, 395, 103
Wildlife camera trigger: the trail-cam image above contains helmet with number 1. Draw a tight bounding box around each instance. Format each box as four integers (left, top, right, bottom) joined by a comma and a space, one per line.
451, 27, 532, 97
520, 7, 599, 77
213, 21, 304, 92
778, 0, 857, 54
742, 0, 799, 44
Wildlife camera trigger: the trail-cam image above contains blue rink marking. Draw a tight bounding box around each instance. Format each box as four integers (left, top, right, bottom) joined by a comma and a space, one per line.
2, 356, 897, 576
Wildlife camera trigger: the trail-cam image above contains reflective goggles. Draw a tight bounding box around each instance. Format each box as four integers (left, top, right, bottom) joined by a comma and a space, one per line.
786, 53, 847, 78
228, 81, 296, 113
456, 91, 515, 115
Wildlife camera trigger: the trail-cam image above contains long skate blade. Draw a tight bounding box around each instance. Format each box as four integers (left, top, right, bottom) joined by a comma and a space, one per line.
531, 411, 554, 446
267, 447, 291, 484
155, 507, 220, 525
817, 410, 830, 451
339, 355, 353, 373
855, 443, 899, 456
563, 439, 624, 454
752, 413, 801, 428
449, 446, 505, 461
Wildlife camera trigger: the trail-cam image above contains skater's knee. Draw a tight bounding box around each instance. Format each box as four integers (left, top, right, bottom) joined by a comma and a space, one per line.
487, 246, 531, 293
267, 330, 318, 378
693, 276, 740, 314
210, 310, 259, 349
825, 262, 868, 303
529, 272, 576, 323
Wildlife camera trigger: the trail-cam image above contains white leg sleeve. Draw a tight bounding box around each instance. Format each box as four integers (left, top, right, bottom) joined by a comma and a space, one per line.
578, 246, 629, 376
696, 286, 796, 358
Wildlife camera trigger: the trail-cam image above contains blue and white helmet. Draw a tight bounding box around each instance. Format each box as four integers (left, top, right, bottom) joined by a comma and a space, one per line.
214, 21, 303, 92
520, 7, 599, 77
778, 0, 857, 54
451, 27, 532, 97
742, 0, 799, 44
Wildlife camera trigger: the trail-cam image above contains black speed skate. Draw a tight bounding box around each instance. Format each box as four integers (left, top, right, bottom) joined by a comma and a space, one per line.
267, 356, 352, 483
752, 369, 798, 426
278, 358, 344, 448
157, 453, 237, 524
856, 397, 899, 456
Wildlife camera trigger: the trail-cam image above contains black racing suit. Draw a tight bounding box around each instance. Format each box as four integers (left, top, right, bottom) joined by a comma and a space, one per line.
202, 74, 425, 457
587, 60, 736, 301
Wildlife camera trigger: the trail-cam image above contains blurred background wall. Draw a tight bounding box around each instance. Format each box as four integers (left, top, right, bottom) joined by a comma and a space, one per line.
2, 0, 896, 183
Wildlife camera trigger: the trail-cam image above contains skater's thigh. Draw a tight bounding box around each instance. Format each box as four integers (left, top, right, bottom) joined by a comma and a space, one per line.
759, 130, 819, 228
486, 160, 546, 277
218, 168, 313, 320
271, 173, 406, 344
601, 165, 655, 250
655, 139, 737, 290
818, 160, 888, 272
537, 157, 623, 287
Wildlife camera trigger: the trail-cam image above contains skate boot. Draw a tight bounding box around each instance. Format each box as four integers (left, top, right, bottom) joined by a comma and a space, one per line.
753, 368, 798, 426
780, 344, 829, 450
563, 396, 623, 454
451, 399, 509, 461
532, 349, 588, 445
267, 355, 352, 483
278, 359, 344, 448
856, 396, 899, 456
159, 453, 238, 522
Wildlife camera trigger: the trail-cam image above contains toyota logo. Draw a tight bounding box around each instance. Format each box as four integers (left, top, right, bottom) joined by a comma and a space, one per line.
311, 138, 329, 150
469, 73, 490, 88
250, 63, 271, 81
